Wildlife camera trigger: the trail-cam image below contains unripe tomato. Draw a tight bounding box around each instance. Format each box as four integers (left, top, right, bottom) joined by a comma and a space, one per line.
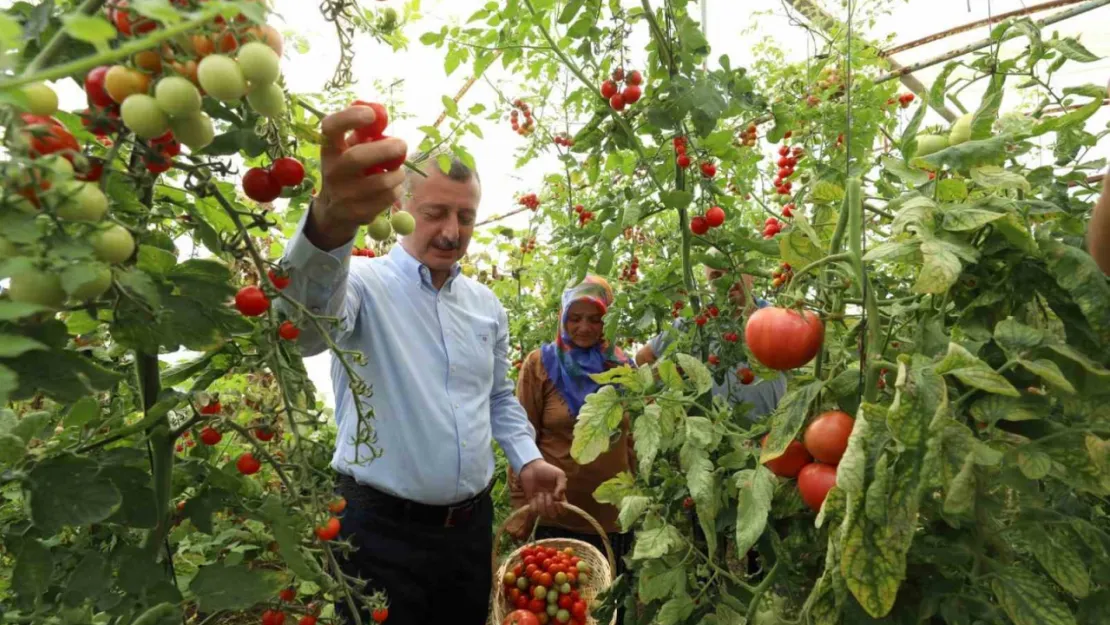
247, 82, 286, 117
154, 76, 202, 117
744, 307, 823, 370
328, 497, 347, 514
761, 434, 812, 478
169, 112, 215, 150
91, 224, 135, 264
8, 269, 67, 308
270, 157, 305, 187
105, 65, 150, 104
133, 49, 163, 74
797, 463, 837, 511
236, 452, 261, 475
367, 213, 392, 241
234, 285, 270, 316
237, 42, 281, 86
120, 94, 169, 139
804, 410, 854, 465
23, 82, 58, 116
242, 167, 282, 202
56, 182, 109, 222
197, 54, 247, 102
390, 211, 415, 236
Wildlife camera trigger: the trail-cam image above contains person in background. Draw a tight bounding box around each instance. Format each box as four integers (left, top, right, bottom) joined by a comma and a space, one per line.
275, 103, 566, 625
506, 276, 635, 574
1089, 162, 1110, 275
635, 265, 787, 419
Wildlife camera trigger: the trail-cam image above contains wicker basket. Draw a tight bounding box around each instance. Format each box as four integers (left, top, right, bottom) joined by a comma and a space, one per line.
490, 503, 616, 625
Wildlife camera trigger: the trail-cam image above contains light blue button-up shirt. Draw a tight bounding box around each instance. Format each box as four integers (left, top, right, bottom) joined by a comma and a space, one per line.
278, 220, 542, 505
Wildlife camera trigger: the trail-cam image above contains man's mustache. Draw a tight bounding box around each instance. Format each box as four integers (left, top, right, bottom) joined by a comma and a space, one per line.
432, 238, 460, 251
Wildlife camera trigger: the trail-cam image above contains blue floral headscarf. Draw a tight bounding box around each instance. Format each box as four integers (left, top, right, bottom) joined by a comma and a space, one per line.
540, 276, 632, 417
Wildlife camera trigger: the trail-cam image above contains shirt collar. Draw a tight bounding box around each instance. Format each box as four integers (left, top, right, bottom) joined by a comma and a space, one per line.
388, 244, 461, 291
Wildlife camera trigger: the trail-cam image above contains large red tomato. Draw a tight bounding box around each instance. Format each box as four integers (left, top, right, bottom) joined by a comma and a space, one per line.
761, 434, 812, 478
798, 463, 837, 511
804, 410, 854, 465
504, 609, 540, 625
745, 307, 824, 370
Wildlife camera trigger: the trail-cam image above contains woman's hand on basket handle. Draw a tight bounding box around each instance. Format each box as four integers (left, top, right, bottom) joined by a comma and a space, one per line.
519, 459, 567, 519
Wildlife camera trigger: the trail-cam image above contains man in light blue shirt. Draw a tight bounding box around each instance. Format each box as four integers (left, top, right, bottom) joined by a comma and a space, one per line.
276, 104, 566, 625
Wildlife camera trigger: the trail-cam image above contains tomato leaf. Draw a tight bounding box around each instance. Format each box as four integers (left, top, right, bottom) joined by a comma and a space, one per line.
991, 567, 1079, 625
571, 385, 623, 464
1047, 37, 1100, 63
0, 334, 46, 358
1027, 529, 1091, 599
633, 404, 662, 475
675, 353, 712, 395
637, 560, 685, 602
593, 472, 637, 506
918, 136, 1007, 171
733, 465, 775, 556
760, 380, 824, 463
1038, 235, 1110, 344
631, 524, 684, 560
11, 537, 52, 605
913, 240, 962, 294
656, 592, 696, 625
618, 495, 651, 532
970, 165, 1030, 192
993, 317, 1044, 353
27, 454, 121, 534
189, 563, 285, 612
1018, 359, 1076, 394
942, 452, 976, 519
940, 205, 1005, 232
935, 343, 1021, 397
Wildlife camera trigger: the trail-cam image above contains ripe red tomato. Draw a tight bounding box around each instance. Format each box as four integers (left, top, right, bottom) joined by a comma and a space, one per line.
261, 609, 286, 625
622, 85, 642, 104
676, 153, 691, 168
514, 595, 529, 610
744, 307, 824, 370
199, 426, 222, 445
268, 269, 290, 290
279, 588, 295, 602
111, 0, 157, 36
761, 434, 812, 478
200, 401, 221, 415
328, 497, 347, 514
705, 205, 725, 227
270, 157, 305, 187
608, 93, 625, 111
242, 167, 282, 202
85, 66, 114, 107
599, 80, 618, 99
236, 452, 261, 475
538, 572, 552, 587
255, 426, 276, 441
371, 607, 388, 623
700, 161, 717, 178
798, 463, 837, 511
21, 114, 79, 159
690, 215, 709, 235
572, 601, 587, 620
737, 367, 755, 385
235, 285, 270, 316
298, 617, 317, 625
626, 70, 643, 85
278, 320, 300, 340
315, 516, 341, 541
804, 410, 854, 465
351, 100, 389, 141
504, 610, 539, 625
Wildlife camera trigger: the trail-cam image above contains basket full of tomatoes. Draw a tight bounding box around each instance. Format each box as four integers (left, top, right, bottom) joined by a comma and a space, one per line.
491, 503, 615, 625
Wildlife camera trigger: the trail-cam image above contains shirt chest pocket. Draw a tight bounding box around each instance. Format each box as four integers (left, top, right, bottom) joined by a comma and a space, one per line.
453, 314, 498, 382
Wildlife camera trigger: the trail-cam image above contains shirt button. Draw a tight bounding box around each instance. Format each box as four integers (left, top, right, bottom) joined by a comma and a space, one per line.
311, 306, 321, 313
454, 403, 460, 409
462, 442, 467, 448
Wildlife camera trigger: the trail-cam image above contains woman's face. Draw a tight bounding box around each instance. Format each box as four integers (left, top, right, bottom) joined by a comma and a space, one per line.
564, 300, 605, 348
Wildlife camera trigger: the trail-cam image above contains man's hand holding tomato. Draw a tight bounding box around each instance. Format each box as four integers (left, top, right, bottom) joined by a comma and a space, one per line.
304, 105, 408, 251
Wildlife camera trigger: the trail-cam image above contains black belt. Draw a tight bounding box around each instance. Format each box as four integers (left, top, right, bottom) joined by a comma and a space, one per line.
337, 474, 493, 528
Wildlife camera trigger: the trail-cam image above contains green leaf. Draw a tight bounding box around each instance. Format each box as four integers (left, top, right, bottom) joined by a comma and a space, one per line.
942, 453, 976, 517
637, 561, 685, 602
761, 380, 825, 463
941, 205, 1005, 232
935, 343, 1020, 396
631, 524, 683, 560
633, 404, 662, 476
994, 317, 1044, 353
1031, 97, 1102, 137
675, 353, 712, 394
685, 416, 715, 449
189, 563, 285, 612
865, 452, 892, 523
919, 136, 1007, 171
656, 592, 695, 625
1039, 235, 1110, 344
971, 73, 1005, 140
260, 496, 322, 582
971, 165, 1030, 192
913, 240, 962, 294
0, 334, 46, 358
570, 386, 624, 463
1017, 449, 1052, 479
881, 155, 929, 185
131, 0, 183, 23
734, 466, 775, 556
936, 178, 969, 202
930, 63, 959, 106
137, 245, 178, 276
810, 180, 845, 203
12, 538, 52, 604
1044, 343, 1110, 376
996, 213, 1039, 255
62, 552, 111, 606
1018, 359, 1076, 393
617, 496, 651, 532
61, 14, 116, 47
970, 395, 1038, 424
778, 227, 825, 272
1048, 37, 1099, 63
0, 301, 47, 321
862, 241, 920, 263
1028, 532, 1090, 599
661, 190, 692, 210
593, 472, 636, 505
64, 397, 100, 428
27, 454, 121, 534
991, 567, 1078, 625
102, 466, 157, 529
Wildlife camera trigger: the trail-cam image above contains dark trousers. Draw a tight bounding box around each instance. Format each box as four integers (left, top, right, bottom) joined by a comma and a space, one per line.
334, 475, 493, 625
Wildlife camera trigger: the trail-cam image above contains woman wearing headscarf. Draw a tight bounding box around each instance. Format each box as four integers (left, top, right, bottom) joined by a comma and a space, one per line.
506, 276, 634, 571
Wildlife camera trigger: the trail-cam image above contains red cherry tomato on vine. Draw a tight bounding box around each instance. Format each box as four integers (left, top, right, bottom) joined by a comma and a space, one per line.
599, 80, 618, 99
242, 167, 282, 203
85, 66, 114, 107
803, 410, 854, 465
351, 100, 389, 141
236, 452, 261, 475
235, 285, 270, 317
254, 426, 276, 442
371, 607, 388, 623
705, 205, 725, 227
798, 463, 837, 511
737, 367, 755, 385
298, 617, 317, 625
315, 516, 341, 541
328, 497, 347, 514
278, 588, 295, 602
268, 269, 290, 290
199, 426, 222, 445
690, 216, 709, 235
200, 401, 221, 415
270, 157, 305, 187
21, 114, 79, 159
278, 320, 300, 341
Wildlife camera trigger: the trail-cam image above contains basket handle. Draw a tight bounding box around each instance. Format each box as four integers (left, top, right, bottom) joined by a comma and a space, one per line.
492, 502, 617, 575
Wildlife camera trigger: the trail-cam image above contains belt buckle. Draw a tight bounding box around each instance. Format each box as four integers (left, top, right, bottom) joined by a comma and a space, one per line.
444, 503, 472, 528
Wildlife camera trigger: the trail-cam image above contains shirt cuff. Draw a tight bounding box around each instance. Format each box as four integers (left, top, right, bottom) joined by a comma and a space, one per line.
283, 205, 356, 280
503, 438, 543, 474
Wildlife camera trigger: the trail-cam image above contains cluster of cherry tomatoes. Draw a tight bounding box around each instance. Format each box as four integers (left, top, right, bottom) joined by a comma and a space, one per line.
773, 144, 802, 195
599, 66, 643, 111
573, 204, 594, 226
692, 302, 720, 327
242, 157, 306, 203
722, 331, 740, 343
553, 134, 575, 148
762, 410, 854, 511
520, 237, 538, 254
762, 217, 783, 239
510, 100, 535, 136
771, 263, 793, 289
502, 543, 592, 625
619, 255, 639, 283
689, 205, 726, 235
670, 299, 685, 319
738, 123, 758, 147
519, 193, 540, 210
887, 92, 916, 108
352, 247, 377, 257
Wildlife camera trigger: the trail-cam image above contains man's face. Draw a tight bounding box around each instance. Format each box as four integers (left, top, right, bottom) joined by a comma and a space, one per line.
400, 167, 480, 273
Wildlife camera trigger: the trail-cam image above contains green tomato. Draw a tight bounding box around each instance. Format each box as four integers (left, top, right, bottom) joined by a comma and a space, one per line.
0, 236, 17, 258
575, 561, 590, 573
246, 82, 286, 118
554, 572, 567, 586
949, 113, 973, 145
69, 263, 113, 301
197, 54, 247, 102
237, 42, 280, 86
56, 181, 108, 222
154, 76, 202, 117
169, 113, 215, 151
121, 94, 169, 139
7, 269, 66, 308
40, 154, 74, 182
547, 590, 558, 604
546, 604, 558, 616
516, 576, 529, 591
913, 134, 949, 158
367, 212, 393, 241
390, 210, 415, 236
555, 609, 570, 623
559, 582, 571, 594
91, 224, 135, 264
23, 82, 58, 116
532, 585, 547, 600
